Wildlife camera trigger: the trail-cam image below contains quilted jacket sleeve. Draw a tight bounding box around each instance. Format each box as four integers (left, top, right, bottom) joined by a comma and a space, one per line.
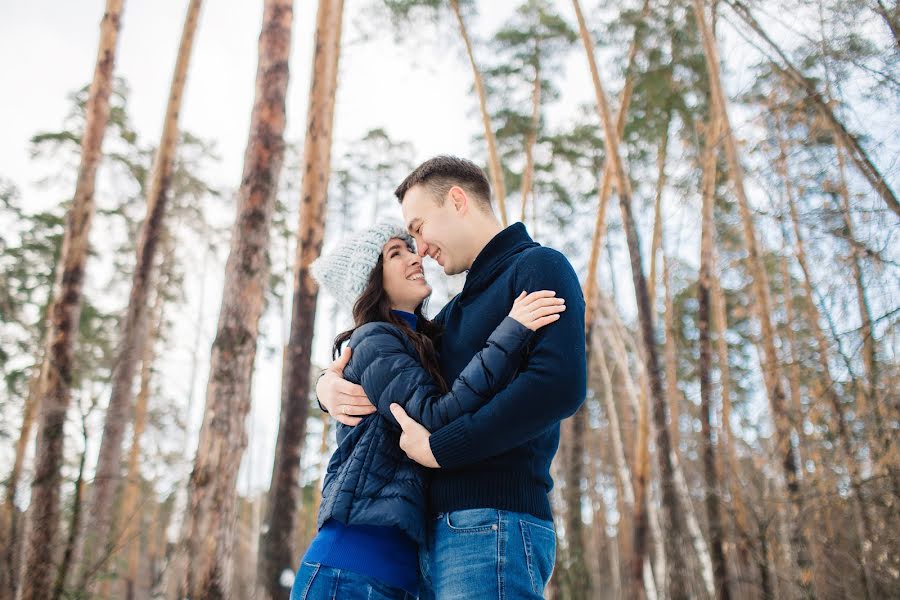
347, 317, 532, 431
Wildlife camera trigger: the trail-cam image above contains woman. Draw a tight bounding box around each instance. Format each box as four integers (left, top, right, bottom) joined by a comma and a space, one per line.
291, 221, 566, 600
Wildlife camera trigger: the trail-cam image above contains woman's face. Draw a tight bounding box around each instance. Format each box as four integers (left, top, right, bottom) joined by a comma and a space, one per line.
381, 237, 431, 313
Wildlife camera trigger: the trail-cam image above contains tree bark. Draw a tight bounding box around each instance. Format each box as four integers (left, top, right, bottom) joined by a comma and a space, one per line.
72, 2, 203, 592
449, 0, 508, 226
51, 411, 90, 600
260, 2, 341, 599
572, 0, 688, 597
2, 361, 43, 600
696, 113, 731, 600
519, 46, 541, 225
179, 1, 293, 598
692, 1, 815, 595
119, 254, 168, 600
15, 2, 124, 598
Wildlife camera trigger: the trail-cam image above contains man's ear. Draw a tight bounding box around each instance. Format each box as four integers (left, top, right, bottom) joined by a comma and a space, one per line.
449, 186, 468, 215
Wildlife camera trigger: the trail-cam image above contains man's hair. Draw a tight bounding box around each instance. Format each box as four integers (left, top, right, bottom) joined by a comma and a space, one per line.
394, 155, 493, 213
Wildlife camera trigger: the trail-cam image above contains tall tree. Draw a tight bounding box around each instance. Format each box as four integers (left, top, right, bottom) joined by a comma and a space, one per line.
449, 0, 508, 226
117, 233, 172, 600
71, 1, 203, 592
179, 1, 293, 597
691, 0, 815, 595
15, 2, 125, 598
572, 0, 690, 597
260, 1, 343, 599
696, 110, 731, 600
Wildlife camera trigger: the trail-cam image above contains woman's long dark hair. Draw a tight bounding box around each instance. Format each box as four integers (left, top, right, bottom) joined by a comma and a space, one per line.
333, 253, 448, 393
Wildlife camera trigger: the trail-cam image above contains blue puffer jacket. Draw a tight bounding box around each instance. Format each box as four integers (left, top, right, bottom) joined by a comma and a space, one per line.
317, 316, 533, 544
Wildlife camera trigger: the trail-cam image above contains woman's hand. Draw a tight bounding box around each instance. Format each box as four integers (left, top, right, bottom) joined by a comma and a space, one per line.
509, 290, 566, 331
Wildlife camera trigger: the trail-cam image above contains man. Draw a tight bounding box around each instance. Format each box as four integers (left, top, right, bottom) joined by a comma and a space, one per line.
317, 156, 586, 599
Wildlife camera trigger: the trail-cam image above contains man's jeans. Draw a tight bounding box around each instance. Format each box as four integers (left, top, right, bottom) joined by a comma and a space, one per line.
418, 509, 556, 599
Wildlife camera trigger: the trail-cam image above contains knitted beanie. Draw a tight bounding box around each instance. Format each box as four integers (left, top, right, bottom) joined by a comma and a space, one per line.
310, 220, 415, 312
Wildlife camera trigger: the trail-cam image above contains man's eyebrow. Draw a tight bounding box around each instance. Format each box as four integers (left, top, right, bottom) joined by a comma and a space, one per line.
406, 218, 422, 234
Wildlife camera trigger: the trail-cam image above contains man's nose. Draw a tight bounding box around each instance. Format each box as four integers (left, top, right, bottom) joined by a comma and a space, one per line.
416, 240, 429, 258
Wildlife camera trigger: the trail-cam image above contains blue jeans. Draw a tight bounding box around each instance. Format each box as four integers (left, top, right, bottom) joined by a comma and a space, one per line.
418, 509, 556, 599
290, 562, 415, 600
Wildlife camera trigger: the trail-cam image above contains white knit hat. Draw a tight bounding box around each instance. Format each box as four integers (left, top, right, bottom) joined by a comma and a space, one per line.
310, 220, 415, 312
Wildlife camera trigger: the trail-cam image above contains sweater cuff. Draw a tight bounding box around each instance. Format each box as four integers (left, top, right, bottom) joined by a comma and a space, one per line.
430, 417, 475, 469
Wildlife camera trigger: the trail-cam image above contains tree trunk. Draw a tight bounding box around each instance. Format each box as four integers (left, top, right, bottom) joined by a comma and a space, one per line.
662, 255, 680, 452
647, 118, 670, 313
780, 137, 877, 600
710, 253, 755, 599
572, 0, 688, 597
696, 114, 731, 600
119, 259, 167, 600
834, 143, 880, 412
158, 247, 210, 600
15, 2, 124, 598
180, 1, 293, 597
449, 0, 507, 226
260, 2, 341, 599
578, 5, 647, 587
51, 411, 90, 600
601, 300, 665, 599
2, 361, 43, 600
519, 47, 541, 225
726, 0, 899, 219
72, 2, 203, 592
692, 1, 815, 595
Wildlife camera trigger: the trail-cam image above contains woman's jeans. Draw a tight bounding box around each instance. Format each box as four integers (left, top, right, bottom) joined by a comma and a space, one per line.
418, 508, 557, 599
290, 562, 415, 600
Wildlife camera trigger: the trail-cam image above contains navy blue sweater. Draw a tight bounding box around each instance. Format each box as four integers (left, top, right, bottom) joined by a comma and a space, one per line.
428, 223, 587, 520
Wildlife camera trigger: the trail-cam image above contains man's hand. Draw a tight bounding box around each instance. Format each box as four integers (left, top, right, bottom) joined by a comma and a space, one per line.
317, 347, 375, 426
390, 404, 439, 468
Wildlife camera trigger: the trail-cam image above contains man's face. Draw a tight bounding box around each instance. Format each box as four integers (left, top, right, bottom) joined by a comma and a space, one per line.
400, 184, 472, 276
